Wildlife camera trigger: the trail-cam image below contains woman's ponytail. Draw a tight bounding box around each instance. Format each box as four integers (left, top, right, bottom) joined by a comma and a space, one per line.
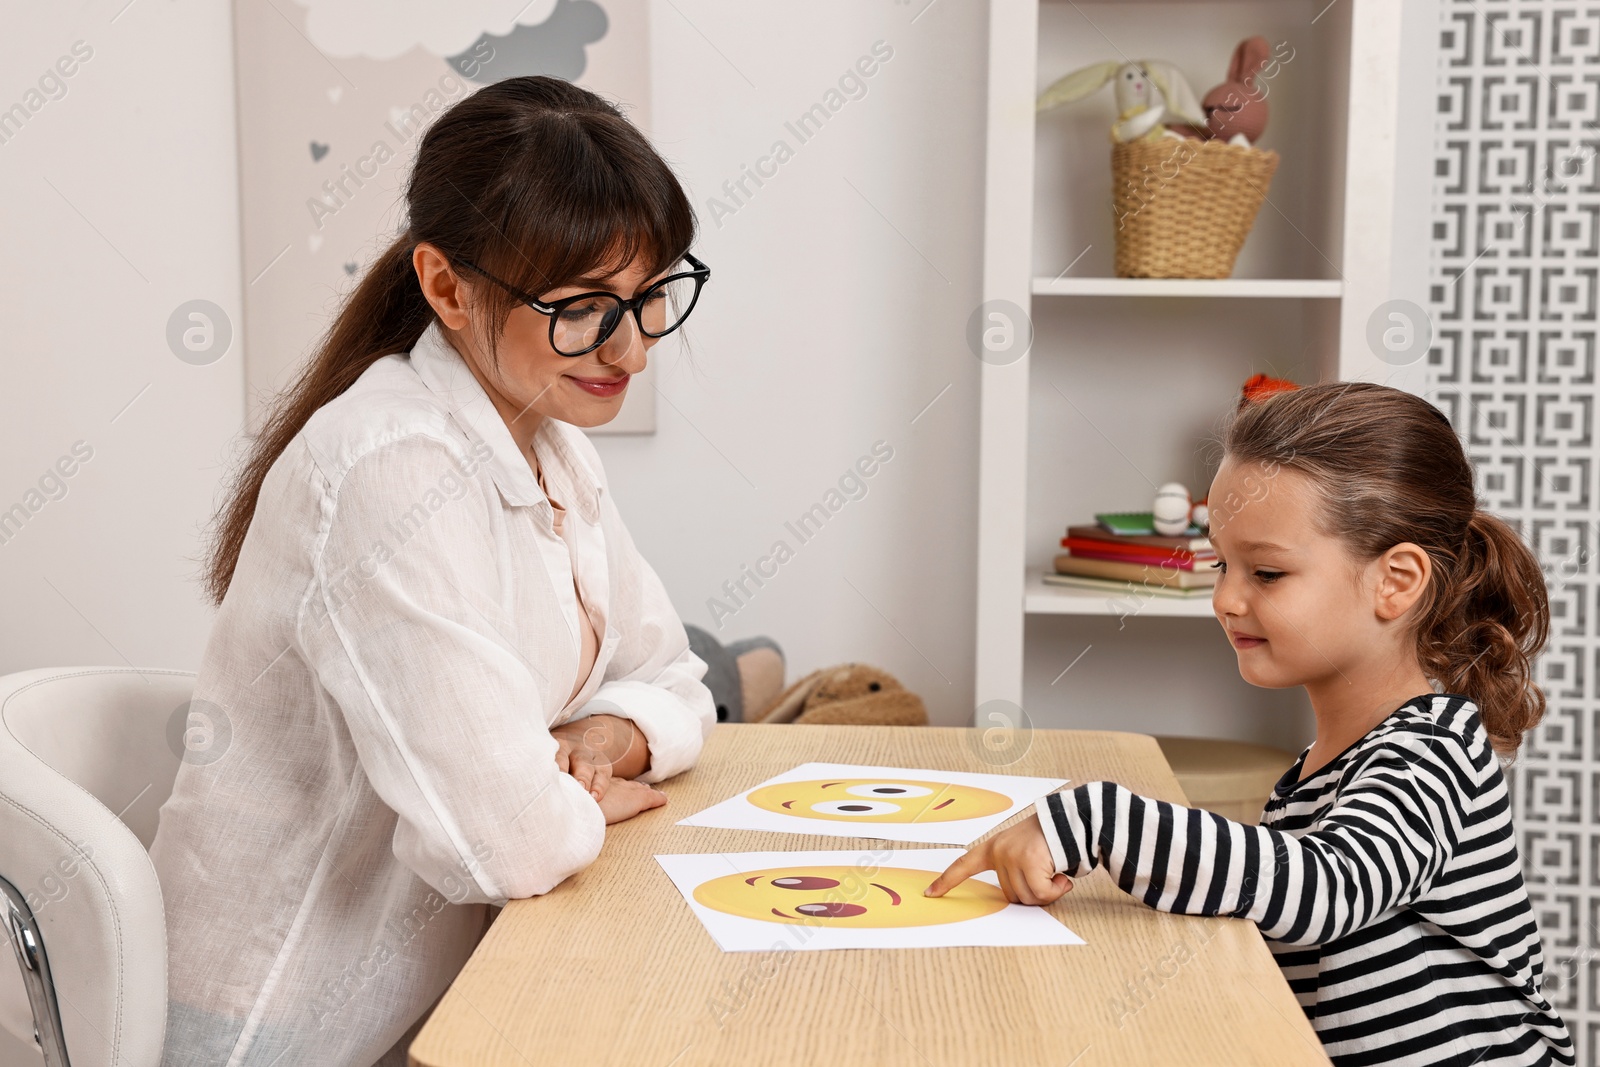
1419, 511, 1550, 756
202, 231, 427, 606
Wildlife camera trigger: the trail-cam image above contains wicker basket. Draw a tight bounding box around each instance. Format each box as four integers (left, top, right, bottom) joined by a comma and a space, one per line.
1110, 137, 1280, 279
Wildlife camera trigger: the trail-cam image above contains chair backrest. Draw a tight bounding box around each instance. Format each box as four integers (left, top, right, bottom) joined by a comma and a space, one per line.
0, 667, 194, 1067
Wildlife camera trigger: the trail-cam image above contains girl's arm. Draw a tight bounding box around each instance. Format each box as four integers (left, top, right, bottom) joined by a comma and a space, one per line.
934, 738, 1467, 946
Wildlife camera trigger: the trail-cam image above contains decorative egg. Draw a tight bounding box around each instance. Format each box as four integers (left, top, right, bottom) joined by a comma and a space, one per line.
1152, 482, 1192, 536
1190, 499, 1210, 530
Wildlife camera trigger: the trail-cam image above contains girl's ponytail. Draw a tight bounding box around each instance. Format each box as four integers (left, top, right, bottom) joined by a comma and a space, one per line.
1419, 511, 1549, 755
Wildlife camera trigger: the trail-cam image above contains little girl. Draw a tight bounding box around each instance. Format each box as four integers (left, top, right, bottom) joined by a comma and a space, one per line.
929, 382, 1574, 1066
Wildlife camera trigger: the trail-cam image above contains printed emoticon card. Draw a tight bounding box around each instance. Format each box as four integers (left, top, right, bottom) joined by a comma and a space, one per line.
676, 762, 1068, 844
655, 849, 1085, 951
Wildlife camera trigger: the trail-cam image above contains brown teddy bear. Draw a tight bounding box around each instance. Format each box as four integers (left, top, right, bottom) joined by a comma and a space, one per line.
752, 663, 928, 727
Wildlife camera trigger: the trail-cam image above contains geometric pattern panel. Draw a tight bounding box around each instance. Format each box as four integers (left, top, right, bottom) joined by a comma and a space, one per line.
1428, 2, 1600, 1060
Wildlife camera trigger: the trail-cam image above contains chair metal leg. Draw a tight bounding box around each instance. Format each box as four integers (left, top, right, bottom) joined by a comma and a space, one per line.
1, 876, 70, 1067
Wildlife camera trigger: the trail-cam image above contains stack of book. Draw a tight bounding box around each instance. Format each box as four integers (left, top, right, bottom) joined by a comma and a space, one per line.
1045, 512, 1218, 599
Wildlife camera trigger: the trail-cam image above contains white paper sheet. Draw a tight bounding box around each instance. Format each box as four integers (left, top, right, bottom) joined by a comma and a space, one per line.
675, 762, 1069, 845
655, 848, 1085, 951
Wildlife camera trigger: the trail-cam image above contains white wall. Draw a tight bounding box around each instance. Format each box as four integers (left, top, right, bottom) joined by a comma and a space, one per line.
0, 0, 244, 681
599, 1, 989, 723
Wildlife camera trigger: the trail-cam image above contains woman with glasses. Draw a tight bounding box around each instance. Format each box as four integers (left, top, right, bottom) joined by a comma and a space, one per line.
150, 77, 715, 1067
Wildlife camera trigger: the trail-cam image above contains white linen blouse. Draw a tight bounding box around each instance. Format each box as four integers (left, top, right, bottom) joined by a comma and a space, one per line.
149, 318, 716, 1067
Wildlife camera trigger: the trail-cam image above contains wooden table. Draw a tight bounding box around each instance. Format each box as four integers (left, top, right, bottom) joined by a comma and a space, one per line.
409, 725, 1329, 1066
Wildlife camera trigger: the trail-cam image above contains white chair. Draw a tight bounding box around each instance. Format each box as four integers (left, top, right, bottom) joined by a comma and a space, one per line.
0, 667, 194, 1067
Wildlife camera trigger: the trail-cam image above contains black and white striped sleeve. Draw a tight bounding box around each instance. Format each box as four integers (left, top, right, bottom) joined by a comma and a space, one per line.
1032, 740, 1463, 945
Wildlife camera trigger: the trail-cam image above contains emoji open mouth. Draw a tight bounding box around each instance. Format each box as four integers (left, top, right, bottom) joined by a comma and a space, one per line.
746, 779, 1012, 823
694, 866, 1008, 928
773, 902, 867, 919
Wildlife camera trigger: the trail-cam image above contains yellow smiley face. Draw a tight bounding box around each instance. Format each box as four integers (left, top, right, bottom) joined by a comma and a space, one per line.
745, 779, 1012, 823
693, 865, 1008, 928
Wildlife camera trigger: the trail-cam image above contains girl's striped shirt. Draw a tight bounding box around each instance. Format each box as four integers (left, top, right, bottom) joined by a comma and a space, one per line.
1034, 693, 1574, 1066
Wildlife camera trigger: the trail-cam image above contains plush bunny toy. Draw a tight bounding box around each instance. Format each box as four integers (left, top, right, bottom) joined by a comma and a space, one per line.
1202, 37, 1274, 147
1037, 59, 1206, 144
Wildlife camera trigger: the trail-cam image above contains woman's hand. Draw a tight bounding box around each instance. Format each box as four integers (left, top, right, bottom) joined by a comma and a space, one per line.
551, 725, 613, 800
595, 778, 668, 824
550, 716, 624, 799
551, 713, 651, 801
923, 813, 1074, 905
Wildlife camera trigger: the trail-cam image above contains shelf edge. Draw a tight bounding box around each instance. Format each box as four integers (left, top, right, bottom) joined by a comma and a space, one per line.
1030, 278, 1344, 299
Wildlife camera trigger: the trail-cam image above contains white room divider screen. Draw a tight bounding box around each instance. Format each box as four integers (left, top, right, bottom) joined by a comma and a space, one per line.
1425, 0, 1600, 1056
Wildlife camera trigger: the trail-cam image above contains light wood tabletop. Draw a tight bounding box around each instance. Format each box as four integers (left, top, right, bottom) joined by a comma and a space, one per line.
409, 724, 1329, 1067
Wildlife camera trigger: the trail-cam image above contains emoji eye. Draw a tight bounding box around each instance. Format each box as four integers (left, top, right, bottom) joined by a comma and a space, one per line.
845, 783, 934, 799
793, 902, 867, 918
811, 800, 902, 816
771, 876, 841, 890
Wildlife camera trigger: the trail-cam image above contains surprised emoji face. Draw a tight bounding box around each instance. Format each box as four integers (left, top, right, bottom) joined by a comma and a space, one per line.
745, 779, 1012, 823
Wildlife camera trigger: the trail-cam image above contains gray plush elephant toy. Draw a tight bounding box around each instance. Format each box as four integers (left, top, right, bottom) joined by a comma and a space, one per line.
684, 624, 786, 723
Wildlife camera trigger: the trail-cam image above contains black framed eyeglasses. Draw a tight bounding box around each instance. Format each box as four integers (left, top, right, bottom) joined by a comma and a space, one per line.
452, 252, 710, 357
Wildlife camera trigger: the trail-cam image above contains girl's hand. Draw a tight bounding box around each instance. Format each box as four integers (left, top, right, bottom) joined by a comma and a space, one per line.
924, 814, 1074, 905
551, 723, 613, 801
595, 778, 668, 825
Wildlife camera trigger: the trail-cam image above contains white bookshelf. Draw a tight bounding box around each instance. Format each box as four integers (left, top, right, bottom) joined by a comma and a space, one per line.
975, 0, 1413, 745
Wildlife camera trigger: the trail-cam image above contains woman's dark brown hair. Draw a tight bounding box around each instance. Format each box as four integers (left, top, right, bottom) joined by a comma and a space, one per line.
203, 76, 695, 605
1224, 381, 1549, 756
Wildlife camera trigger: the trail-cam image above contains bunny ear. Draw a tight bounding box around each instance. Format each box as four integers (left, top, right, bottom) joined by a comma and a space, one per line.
1037, 61, 1121, 112
1230, 36, 1273, 86
1140, 61, 1206, 125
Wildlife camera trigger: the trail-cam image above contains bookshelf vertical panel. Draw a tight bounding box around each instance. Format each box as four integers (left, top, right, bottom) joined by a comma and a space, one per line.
975, 0, 1041, 708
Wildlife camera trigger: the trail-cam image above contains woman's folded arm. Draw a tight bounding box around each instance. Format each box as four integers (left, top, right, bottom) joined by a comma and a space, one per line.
298, 433, 606, 905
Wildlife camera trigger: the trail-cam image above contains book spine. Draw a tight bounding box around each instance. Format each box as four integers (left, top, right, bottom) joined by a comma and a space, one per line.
1053, 553, 1218, 589
1059, 538, 1210, 566
1040, 574, 1212, 598
1064, 525, 1212, 552
1064, 548, 1202, 571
